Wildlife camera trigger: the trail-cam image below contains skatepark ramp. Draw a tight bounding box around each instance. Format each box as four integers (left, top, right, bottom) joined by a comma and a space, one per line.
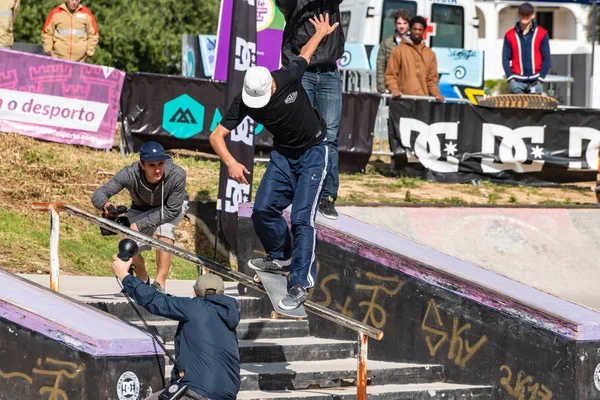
30, 202, 383, 400
234, 203, 600, 399
0, 269, 164, 399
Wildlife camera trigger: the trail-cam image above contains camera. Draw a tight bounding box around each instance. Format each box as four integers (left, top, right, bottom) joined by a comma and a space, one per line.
100, 204, 130, 236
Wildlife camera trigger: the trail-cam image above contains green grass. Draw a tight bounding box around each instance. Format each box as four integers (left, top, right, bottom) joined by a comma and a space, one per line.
338, 193, 365, 203
487, 193, 502, 204
0, 208, 199, 279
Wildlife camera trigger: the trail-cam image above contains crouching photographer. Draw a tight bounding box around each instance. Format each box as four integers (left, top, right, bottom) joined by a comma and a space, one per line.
93, 141, 189, 293
111, 252, 241, 400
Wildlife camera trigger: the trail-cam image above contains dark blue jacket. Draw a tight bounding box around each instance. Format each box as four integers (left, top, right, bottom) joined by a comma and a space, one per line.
122, 275, 241, 400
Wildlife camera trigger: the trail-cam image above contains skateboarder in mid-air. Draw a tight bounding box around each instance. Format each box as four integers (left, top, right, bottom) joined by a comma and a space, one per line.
209, 14, 339, 311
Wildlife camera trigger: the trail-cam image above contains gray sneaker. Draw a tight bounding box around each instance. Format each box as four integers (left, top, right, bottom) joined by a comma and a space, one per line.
248, 256, 291, 275
278, 284, 309, 310
319, 196, 338, 220
151, 281, 166, 293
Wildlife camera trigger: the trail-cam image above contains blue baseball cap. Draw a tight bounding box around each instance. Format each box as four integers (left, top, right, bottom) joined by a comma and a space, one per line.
139, 142, 168, 162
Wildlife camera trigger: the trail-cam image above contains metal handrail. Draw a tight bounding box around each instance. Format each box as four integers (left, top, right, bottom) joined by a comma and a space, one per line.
32, 202, 384, 399
381, 93, 472, 103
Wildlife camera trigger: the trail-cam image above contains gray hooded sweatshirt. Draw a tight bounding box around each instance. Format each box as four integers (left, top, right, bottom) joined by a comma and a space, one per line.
91, 158, 188, 231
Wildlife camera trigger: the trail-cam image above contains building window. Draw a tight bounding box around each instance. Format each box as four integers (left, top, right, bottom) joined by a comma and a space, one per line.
430, 4, 465, 49
536, 11, 554, 39
341, 11, 351, 40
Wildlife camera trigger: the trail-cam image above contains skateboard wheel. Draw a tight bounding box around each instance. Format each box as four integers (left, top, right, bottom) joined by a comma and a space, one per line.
253, 274, 261, 283
271, 311, 279, 319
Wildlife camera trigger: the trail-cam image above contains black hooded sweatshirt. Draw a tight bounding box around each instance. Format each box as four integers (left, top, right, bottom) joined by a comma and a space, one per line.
122, 275, 241, 400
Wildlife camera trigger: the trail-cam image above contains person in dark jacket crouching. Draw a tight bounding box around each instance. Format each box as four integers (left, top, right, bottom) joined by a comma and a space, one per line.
111, 256, 241, 400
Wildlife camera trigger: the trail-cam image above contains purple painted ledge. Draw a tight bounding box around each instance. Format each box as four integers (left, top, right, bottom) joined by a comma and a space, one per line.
239, 203, 600, 340
0, 270, 163, 357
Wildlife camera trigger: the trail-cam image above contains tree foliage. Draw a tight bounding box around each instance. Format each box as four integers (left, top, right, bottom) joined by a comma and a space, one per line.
14, 0, 220, 74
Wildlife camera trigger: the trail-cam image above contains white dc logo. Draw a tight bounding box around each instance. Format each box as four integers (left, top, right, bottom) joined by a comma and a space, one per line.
224, 179, 250, 213
480, 123, 545, 173
117, 371, 140, 400
399, 118, 459, 173
231, 116, 254, 146
567, 127, 600, 171
234, 37, 256, 72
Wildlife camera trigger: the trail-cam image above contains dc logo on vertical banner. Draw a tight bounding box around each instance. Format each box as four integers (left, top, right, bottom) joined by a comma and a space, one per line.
219, 179, 250, 213
234, 37, 256, 71
231, 116, 254, 146
162, 94, 205, 139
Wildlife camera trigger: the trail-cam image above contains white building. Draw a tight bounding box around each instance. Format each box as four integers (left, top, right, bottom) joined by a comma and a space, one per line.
475, 0, 597, 106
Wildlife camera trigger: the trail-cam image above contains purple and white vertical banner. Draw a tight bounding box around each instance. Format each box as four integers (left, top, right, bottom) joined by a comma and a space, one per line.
214, 0, 283, 81
0, 49, 125, 149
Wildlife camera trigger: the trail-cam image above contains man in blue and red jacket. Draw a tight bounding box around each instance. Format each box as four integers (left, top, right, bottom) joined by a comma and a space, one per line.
502, 2, 551, 95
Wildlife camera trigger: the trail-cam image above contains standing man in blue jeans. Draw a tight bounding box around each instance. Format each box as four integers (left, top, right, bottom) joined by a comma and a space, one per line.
210, 15, 338, 310
502, 2, 550, 95
276, 0, 344, 220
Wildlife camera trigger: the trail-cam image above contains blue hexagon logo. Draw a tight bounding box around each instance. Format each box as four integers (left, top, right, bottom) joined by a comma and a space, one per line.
162, 94, 204, 139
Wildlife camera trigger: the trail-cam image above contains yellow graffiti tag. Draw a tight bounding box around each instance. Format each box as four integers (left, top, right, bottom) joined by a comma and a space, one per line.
0, 368, 33, 384
421, 298, 487, 368
355, 273, 405, 329
500, 365, 552, 400
33, 357, 85, 400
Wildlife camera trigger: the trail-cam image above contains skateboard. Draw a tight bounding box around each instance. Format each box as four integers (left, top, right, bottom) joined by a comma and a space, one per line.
477, 94, 558, 110
254, 270, 307, 319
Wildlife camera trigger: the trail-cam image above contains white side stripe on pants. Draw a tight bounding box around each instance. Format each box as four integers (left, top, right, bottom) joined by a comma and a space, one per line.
306, 145, 329, 288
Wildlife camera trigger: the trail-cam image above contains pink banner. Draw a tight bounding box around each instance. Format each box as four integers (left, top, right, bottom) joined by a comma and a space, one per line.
0, 49, 125, 149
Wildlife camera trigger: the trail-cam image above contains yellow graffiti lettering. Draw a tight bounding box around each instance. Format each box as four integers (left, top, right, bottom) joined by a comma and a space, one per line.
0, 368, 33, 384
499, 365, 552, 399
448, 319, 488, 368
335, 296, 354, 318
356, 273, 405, 329
538, 384, 553, 400
32, 357, 85, 400
316, 273, 340, 307
422, 299, 448, 357
500, 365, 513, 394
421, 299, 486, 368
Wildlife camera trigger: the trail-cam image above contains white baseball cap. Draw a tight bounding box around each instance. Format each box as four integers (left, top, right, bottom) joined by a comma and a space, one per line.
242, 66, 273, 108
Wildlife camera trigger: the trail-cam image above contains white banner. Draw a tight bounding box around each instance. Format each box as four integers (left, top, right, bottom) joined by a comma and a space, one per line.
0, 89, 109, 132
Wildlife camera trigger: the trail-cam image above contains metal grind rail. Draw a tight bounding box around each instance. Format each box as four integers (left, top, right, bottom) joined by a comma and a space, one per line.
32, 202, 383, 400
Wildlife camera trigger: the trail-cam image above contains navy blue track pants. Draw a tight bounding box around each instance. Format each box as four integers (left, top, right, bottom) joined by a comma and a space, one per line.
251, 141, 329, 288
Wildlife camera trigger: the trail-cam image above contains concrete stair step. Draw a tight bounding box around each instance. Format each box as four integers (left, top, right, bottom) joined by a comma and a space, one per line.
164, 337, 356, 364
86, 294, 266, 321
131, 318, 309, 342
234, 383, 494, 399
165, 359, 444, 391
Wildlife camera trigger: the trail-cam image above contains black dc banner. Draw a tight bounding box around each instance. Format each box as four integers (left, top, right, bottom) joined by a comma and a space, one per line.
120, 73, 225, 154
120, 73, 377, 172
338, 93, 381, 173
388, 98, 600, 185
217, 0, 257, 252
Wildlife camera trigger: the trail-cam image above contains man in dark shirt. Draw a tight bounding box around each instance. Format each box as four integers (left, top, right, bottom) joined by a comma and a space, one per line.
209, 14, 339, 310
111, 257, 240, 400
